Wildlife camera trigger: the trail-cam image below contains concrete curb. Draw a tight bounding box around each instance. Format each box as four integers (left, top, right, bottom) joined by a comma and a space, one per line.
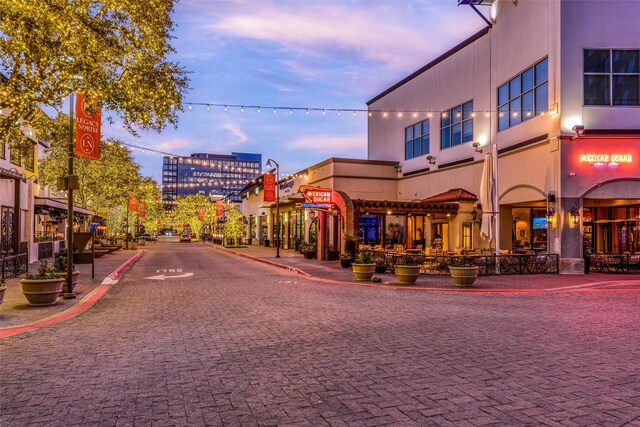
0, 250, 146, 339
203, 243, 640, 294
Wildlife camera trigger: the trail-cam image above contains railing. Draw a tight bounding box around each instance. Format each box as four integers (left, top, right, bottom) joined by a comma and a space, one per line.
588, 253, 640, 274
38, 242, 53, 260
34, 232, 63, 242
371, 252, 559, 276
1, 253, 29, 279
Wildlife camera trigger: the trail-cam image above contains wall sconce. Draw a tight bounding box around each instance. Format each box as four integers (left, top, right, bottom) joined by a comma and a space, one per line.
426, 155, 436, 165
472, 142, 483, 153
572, 124, 585, 137
570, 207, 580, 225
387, 210, 392, 215
470, 208, 481, 225
545, 208, 555, 224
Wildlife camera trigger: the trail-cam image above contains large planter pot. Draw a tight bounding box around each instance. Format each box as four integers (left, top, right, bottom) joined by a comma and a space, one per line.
351, 263, 376, 281
449, 266, 479, 287
303, 250, 316, 260
0, 285, 7, 305
20, 277, 65, 306
340, 259, 352, 268
375, 265, 388, 274
395, 265, 421, 284
56, 270, 80, 288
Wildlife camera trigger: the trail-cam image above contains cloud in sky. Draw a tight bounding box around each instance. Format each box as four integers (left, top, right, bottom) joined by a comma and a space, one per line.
221, 122, 249, 144
289, 135, 366, 155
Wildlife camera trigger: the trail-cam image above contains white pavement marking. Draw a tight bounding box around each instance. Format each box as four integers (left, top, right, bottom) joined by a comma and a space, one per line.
144, 272, 194, 281
552, 279, 640, 291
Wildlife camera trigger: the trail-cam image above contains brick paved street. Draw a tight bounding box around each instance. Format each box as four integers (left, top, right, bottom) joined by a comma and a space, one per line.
2, 242, 640, 426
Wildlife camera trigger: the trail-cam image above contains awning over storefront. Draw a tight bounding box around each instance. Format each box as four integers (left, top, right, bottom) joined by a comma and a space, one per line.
352, 199, 458, 215
421, 188, 478, 203
34, 197, 94, 216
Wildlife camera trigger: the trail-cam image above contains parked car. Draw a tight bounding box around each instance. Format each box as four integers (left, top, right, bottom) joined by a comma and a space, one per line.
139, 233, 156, 241
180, 233, 191, 242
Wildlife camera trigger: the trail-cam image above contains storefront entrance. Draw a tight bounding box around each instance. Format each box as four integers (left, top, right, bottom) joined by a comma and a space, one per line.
358, 215, 381, 245
585, 205, 640, 254
511, 207, 548, 253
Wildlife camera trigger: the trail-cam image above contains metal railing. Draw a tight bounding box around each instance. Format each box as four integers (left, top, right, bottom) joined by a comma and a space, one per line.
1, 253, 29, 279
588, 253, 640, 274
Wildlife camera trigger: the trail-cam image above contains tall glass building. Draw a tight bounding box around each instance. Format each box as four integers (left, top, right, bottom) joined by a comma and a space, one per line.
162, 152, 262, 208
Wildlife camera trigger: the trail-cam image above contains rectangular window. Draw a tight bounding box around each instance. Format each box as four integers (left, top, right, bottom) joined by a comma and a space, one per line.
462, 222, 472, 249
24, 145, 34, 172
584, 49, 640, 106
0, 141, 5, 159
440, 101, 473, 149
404, 119, 430, 159
498, 57, 548, 131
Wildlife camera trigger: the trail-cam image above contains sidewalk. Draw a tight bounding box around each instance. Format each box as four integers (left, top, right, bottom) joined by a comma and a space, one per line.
0, 248, 143, 329
205, 242, 640, 292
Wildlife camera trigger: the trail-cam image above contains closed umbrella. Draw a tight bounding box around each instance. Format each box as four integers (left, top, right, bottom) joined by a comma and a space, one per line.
479, 153, 494, 241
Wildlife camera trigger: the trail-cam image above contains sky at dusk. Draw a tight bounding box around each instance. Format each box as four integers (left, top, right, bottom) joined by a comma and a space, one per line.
102, 0, 489, 182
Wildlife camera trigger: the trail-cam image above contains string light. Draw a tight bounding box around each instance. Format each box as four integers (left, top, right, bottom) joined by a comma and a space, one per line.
206, 104, 211, 111
223, 105, 227, 112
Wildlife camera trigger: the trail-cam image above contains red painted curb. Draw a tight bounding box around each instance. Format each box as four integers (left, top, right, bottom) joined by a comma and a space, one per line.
203, 243, 640, 294
0, 251, 145, 339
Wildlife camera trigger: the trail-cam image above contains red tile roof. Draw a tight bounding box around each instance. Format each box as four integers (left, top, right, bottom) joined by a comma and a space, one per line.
421, 188, 478, 203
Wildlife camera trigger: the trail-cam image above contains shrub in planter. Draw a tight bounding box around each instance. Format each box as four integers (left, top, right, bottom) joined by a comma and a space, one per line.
373, 255, 388, 274
54, 255, 80, 291
449, 256, 479, 287
339, 252, 353, 268
21, 260, 65, 306
395, 254, 422, 285
351, 248, 376, 281
300, 243, 316, 259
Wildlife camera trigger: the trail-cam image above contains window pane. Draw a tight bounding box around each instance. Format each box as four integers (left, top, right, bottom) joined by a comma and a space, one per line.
421, 119, 429, 135
584, 76, 609, 105
509, 76, 521, 98
498, 105, 509, 131
405, 141, 412, 160
584, 50, 609, 73
498, 84, 509, 105
462, 101, 473, 120
413, 139, 421, 157
535, 82, 549, 114
535, 58, 549, 84
441, 112, 450, 128
441, 128, 451, 149
452, 104, 463, 124
421, 135, 430, 155
452, 123, 462, 146
414, 123, 422, 137
405, 126, 413, 141
462, 120, 473, 143
612, 50, 639, 73
522, 90, 534, 120
522, 67, 534, 91
613, 75, 640, 105
510, 98, 521, 126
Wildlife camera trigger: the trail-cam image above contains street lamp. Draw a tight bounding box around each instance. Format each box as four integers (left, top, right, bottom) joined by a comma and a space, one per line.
266, 158, 280, 258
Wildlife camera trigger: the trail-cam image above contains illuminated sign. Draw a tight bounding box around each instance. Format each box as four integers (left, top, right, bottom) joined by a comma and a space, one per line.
301, 203, 332, 209
579, 154, 633, 166
300, 185, 333, 204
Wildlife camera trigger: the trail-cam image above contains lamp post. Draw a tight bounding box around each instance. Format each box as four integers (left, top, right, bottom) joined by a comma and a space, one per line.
266, 158, 280, 258
64, 93, 76, 299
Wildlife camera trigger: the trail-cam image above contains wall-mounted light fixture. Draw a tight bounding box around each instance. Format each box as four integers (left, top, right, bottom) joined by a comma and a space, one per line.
470, 208, 481, 225
545, 208, 555, 224
570, 207, 580, 225
572, 124, 585, 137
426, 155, 436, 165
472, 142, 483, 153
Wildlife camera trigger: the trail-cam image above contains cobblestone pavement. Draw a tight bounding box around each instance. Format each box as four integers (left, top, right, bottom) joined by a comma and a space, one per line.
1, 243, 640, 426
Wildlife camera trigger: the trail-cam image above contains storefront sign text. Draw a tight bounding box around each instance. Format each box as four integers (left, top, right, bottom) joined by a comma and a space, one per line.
300, 185, 332, 204
579, 154, 633, 166
301, 202, 332, 209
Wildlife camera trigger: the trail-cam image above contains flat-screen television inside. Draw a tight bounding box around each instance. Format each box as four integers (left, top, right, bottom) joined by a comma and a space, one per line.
532, 217, 548, 230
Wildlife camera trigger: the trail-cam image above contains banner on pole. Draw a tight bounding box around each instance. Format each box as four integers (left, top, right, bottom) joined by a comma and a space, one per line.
75, 93, 101, 160
139, 203, 146, 217
263, 173, 276, 202
129, 195, 138, 212
215, 200, 224, 217
198, 210, 204, 221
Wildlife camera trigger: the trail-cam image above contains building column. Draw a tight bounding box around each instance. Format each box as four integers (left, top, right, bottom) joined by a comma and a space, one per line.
559, 197, 584, 274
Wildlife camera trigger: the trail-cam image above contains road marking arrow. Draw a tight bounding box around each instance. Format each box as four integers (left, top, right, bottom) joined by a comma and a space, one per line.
144, 272, 194, 281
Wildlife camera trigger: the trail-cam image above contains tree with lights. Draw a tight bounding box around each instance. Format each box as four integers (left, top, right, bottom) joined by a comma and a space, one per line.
173, 194, 217, 239
0, 0, 189, 151
223, 202, 245, 247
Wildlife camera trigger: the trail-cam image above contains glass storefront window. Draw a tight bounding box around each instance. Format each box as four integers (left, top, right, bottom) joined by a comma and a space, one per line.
359, 215, 381, 246
512, 207, 547, 252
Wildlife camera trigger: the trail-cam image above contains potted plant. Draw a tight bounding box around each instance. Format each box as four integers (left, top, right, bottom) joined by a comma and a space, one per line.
351, 248, 376, 281
20, 260, 65, 306
344, 232, 357, 256
339, 252, 353, 268
300, 242, 316, 259
373, 255, 388, 274
54, 254, 80, 290
0, 277, 6, 306
449, 256, 479, 287
328, 245, 340, 261
395, 254, 422, 284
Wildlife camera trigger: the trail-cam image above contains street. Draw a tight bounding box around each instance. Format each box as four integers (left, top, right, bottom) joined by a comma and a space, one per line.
2, 242, 640, 426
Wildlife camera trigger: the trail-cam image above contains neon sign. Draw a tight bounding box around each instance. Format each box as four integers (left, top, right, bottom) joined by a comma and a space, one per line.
579, 154, 632, 166
299, 185, 334, 210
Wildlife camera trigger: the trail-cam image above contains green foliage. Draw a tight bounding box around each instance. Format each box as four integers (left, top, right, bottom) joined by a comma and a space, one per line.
0, 0, 189, 153
24, 260, 59, 280
301, 242, 316, 253
339, 252, 353, 261
372, 255, 387, 267
344, 233, 358, 242
397, 254, 421, 266
354, 248, 374, 264
54, 255, 67, 272
173, 194, 217, 237
222, 203, 245, 244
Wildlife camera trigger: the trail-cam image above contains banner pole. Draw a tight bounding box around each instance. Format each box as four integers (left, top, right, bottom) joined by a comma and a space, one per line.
64, 93, 76, 298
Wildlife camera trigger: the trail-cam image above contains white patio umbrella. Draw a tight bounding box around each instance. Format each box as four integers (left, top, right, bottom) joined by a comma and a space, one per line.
479, 153, 494, 241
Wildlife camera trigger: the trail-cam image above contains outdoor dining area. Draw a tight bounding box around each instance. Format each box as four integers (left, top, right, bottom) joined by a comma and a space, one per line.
588, 252, 640, 274
361, 244, 559, 276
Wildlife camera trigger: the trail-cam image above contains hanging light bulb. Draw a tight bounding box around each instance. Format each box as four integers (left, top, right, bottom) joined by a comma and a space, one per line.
306, 109, 309, 115
206, 104, 210, 111
188, 104, 192, 110
322, 109, 326, 115
338, 110, 341, 116
289, 108, 293, 114
353, 110, 356, 116
241, 106, 244, 112
273, 107, 277, 114
257, 107, 261, 113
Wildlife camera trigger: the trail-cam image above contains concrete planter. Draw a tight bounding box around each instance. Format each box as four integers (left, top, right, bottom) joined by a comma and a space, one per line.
20, 277, 65, 306
56, 270, 80, 288
351, 263, 376, 281
395, 265, 421, 284
449, 266, 479, 287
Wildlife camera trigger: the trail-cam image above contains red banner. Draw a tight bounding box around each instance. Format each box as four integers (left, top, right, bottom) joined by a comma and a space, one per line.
198, 210, 204, 221
264, 173, 276, 202
74, 93, 101, 160
216, 201, 224, 217
129, 195, 138, 212
139, 203, 146, 217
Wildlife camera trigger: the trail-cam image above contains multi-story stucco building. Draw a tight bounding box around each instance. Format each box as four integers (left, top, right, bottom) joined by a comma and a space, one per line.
162, 152, 262, 207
